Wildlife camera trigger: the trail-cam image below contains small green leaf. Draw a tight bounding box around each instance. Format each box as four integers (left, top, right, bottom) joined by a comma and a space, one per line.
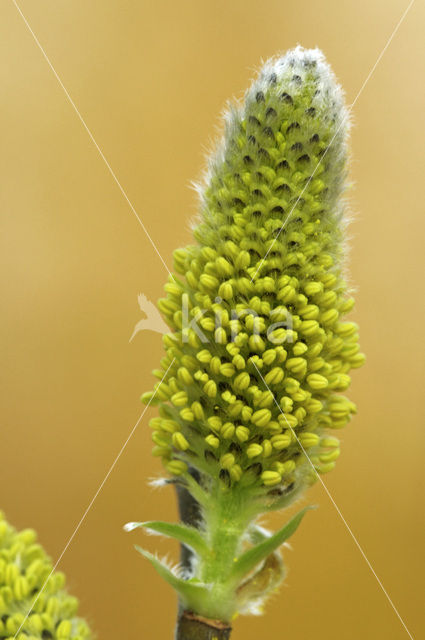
125, 520, 208, 556
135, 546, 209, 605
229, 506, 314, 585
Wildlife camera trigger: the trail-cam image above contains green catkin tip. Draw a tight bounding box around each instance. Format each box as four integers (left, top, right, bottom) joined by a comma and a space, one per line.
139, 46, 365, 622
0, 512, 92, 639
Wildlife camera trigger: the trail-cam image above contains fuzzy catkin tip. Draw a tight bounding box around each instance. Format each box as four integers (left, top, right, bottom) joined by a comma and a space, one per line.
142, 46, 364, 496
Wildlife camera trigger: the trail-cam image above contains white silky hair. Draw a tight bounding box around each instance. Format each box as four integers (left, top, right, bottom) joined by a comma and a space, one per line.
189, 46, 350, 235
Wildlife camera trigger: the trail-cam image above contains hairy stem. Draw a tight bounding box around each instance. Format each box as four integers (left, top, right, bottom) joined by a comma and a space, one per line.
174, 469, 205, 637
174, 476, 244, 638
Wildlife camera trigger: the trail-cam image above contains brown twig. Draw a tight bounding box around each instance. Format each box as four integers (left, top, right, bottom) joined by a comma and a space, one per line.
175, 611, 232, 640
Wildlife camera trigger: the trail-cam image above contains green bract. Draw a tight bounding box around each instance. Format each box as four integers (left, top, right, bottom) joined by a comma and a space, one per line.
0, 512, 92, 640
136, 46, 365, 622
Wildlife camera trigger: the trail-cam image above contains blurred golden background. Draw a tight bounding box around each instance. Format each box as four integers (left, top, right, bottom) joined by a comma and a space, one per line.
1, 1, 424, 638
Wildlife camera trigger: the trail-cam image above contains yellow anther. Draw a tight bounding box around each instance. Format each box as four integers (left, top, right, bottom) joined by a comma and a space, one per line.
281, 460, 296, 474
152, 432, 169, 447
278, 285, 296, 303
205, 434, 220, 449
197, 349, 212, 363
268, 327, 287, 344
235, 250, 250, 270
216, 256, 234, 277
200, 274, 220, 290
300, 320, 320, 336
236, 426, 250, 442
179, 408, 194, 422
271, 433, 291, 450
208, 416, 222, 431
317, 461, 336, 474
219, 282, 234, 300
232, 354, 246, 370
172, 432, 190, 451
304, 281, 323, 296
204, 380, 217, 398
309, 356, 325, 372
152, 446, 170, 457
299, 304, 320, 319
167, 460, 188, 475
305, 398, 323, 414
280, 396, 293, 412
299, 432, 320, 447
335, 321, 358, 337
220, 362, 235, 377
321, 308, 339, 325
241, 405, 253, 421
210, 356, 221, 375
286, 357, 307, 375
319, 449, 340, 463
171, 391, 188, 406
222, 390, 236, 404
340, 297, 355, 313
262, 349, 277, 366
293, 341, 308, 356
57, 620, 72, 638
262, 440, 273, 457
294, 407, 307, 422
320, 436, 340, 448
256, 390, 274, 408
277, 413, 298, 428
220, 453, 235, 469
234, 371, 251, 391
264, 367, 284, 386
328, 373, 350, 390
350, 353, 366, 368
221, 423, 236, 439
249, 334, 266, 352
251, 409, 272, 428
215, 327, 227, 344
191, 401, 205, 420
261, 470, 282, 486
159, 419, 179, 434
307, 373, 329, 389
246, 443, 263, 458
230, 465, 243, 482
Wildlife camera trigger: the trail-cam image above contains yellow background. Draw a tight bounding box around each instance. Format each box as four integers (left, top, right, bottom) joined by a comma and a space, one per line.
1, 1, 424, 638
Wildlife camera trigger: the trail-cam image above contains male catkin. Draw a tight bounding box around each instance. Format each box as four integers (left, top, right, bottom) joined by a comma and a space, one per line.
133, 46, 365, 626
0, 511, 92, 639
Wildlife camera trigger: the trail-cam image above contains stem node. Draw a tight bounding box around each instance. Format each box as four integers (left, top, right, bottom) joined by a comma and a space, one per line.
176, 611, 232, 640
